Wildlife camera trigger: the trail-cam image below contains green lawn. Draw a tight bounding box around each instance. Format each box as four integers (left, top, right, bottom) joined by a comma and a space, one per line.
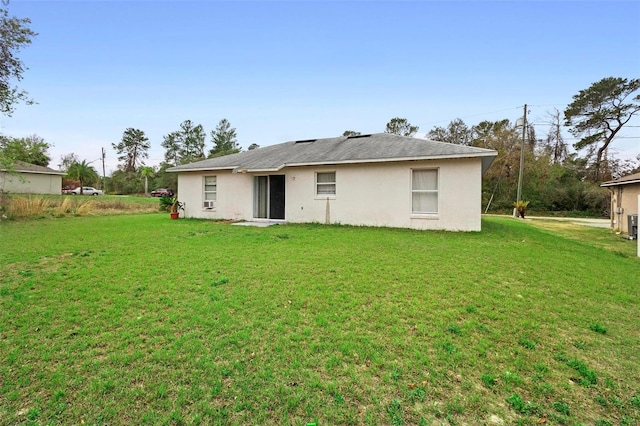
0, 215, 638, 425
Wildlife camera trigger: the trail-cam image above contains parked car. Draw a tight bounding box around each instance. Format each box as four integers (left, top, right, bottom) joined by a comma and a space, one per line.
69, 186, 103, 196
151, 188, 174, 197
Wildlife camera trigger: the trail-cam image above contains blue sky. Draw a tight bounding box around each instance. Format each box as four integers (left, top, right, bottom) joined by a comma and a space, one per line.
2, 0, 639, 173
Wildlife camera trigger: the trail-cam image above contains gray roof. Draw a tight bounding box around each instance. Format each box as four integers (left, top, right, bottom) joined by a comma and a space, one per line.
168, 133, 498, 174
600, 172, 640, 187
1, 161, 65, 175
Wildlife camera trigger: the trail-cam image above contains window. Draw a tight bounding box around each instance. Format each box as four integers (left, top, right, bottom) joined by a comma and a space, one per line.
316, 172, 336, 196
412, 169, 438, 214
204, 176, 217, 201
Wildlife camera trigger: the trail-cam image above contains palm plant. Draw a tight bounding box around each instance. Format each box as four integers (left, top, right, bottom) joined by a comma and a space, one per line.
140, 166, 154, 195
513, 200, 530, 219
159, 195, 183, 214
67, 160, 99, 194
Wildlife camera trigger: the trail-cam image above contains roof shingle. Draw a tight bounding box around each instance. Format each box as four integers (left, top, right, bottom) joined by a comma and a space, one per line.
168, 133, 497, 174
600, 172, 640, 187
2, 161, 64, 175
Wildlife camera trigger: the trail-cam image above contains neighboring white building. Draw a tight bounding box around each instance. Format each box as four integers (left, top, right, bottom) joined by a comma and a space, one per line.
168, 133, 497, 231
0, 161, 64, 195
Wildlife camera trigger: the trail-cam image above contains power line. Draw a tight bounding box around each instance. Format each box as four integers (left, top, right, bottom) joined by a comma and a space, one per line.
418, 101, 639, 130
419, 106, 522, 127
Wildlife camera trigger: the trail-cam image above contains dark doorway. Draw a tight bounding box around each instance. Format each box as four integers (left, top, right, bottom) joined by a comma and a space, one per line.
253, 175, 285, 220
269, 175, 285, 220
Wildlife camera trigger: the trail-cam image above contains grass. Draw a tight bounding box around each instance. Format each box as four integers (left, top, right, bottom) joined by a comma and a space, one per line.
525, 219, 636, 258
0, 215, 638, 425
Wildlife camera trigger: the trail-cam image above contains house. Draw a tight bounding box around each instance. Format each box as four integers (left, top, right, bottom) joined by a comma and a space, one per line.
168, 133, 498, 231
0, 161, 65, 195
601, 172, 640, 235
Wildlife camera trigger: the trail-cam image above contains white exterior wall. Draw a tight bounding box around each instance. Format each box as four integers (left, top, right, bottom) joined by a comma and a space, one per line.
176, 158, 484, 231
0, 172, 62, 195
178, 170, 254, 220
285, 158, 482, 231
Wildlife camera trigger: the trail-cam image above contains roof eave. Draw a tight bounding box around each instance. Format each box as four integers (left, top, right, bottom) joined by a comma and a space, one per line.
167, 166, 237, 173
169, 152, 498, 174
258, 152, 498, 172
601, 179, 640, 187
1, 168, 65, 176
36, 172, 66, 176
236, 167, 283, 173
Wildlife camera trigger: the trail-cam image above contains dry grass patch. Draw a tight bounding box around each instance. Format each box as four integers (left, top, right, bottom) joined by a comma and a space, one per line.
1, 194, 160, 219
6, 195, 52, 217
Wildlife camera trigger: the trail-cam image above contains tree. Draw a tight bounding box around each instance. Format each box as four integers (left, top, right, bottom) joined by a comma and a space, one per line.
0, 134, 50, 166
384, 117, 419, 137
247, 143, 260, 150
153, 163, 177, 193
541, 109, 568, 165
58, 153, 80, 189
427, 118, 472, 145
0, 0, 37, 116
140, 166, 154, 195
109, 169, 145, 195
161, 131, 181, 167
67, 160, 99, 194
342, 130, 361, 137
58, 152, 79, 172
180, 120, 206, 163
112, 128, 150, 172
209, 118, 239, 157
161, 120, 207, 166
564, 77, 640, 181
470, 119, 511, 148
469, 119, 526, 211
473, 120, 521, 178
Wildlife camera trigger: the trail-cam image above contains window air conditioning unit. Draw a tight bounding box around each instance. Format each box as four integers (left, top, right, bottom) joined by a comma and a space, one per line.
203, 200, 216, 209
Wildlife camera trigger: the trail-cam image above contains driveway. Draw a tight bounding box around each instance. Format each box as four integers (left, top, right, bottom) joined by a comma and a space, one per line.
525, 216, 610, 228
485, 214, 610, 228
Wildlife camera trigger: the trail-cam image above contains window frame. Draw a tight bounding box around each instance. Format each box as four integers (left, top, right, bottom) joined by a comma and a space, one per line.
203, 175, 217, 203
315, 171, 336, 198
411, 168, 439, 215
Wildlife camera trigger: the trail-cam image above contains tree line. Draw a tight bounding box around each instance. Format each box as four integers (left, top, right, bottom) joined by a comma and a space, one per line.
108, 118, 244, 194
2, 75, 640, 216
1, 0, 639, 213
424, 114, 638, 215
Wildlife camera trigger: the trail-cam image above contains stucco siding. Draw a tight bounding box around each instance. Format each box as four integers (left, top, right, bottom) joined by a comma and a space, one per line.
284, 158, 481, 230
177, 158, 483, 231
178, 170, 254, 220
609, 183, 640, 234
0, 172, 62, 195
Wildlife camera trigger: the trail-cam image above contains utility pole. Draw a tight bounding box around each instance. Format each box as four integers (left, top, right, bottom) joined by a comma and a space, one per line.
514, 104, 527, 217
554, 110, 562, 164
101, 147, 106, 191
